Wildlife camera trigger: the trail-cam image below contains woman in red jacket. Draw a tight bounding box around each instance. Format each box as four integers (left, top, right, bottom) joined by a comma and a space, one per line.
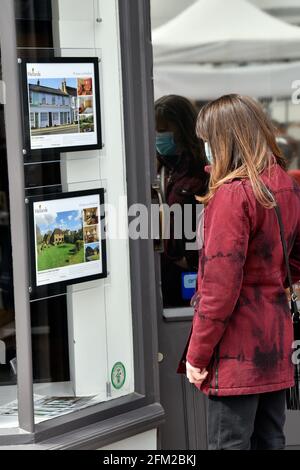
181, 94, 300, 450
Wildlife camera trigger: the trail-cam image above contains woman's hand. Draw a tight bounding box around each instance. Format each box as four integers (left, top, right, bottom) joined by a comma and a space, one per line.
186, 361, 208, 386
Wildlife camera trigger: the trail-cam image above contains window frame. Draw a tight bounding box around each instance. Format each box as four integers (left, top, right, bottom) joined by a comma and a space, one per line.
0, 0, 164, 447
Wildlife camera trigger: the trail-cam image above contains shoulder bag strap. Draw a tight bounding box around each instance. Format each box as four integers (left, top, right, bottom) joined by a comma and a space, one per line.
263, 186, 299, 322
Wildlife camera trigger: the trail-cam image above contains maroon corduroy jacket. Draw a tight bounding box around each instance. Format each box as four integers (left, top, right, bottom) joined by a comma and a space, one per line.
178, 163, 300, 396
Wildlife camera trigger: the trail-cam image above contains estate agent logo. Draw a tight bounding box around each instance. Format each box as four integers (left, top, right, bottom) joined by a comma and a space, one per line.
35, 205, 48, 214
28, 67, 41, 78
111, 362, 126, 390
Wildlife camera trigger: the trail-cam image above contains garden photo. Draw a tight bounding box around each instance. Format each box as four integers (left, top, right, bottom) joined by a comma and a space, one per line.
79, 114, 94, 133
85, 243, 100, 262
35, 209, 84, 271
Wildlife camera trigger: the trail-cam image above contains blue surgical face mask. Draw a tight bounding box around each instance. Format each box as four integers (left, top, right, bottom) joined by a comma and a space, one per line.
156, 132, 177, 156
205, 142, 213, 164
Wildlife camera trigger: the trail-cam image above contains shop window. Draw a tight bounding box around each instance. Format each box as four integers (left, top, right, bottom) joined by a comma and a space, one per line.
0, 0, 136, 431
9, 0, 133, 427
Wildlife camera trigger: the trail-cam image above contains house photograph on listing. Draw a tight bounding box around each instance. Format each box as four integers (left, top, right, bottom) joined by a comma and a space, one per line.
28, 77, 79, 135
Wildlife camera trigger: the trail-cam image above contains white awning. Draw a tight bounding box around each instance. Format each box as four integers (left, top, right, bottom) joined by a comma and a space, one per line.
154, 61, 300, 100
152, 0, 300, 64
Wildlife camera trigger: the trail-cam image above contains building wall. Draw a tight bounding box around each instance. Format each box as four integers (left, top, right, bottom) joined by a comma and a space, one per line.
98, 429, 157, 451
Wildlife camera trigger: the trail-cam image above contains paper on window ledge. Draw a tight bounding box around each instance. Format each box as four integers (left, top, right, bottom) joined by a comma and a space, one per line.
0, 394, 100, 421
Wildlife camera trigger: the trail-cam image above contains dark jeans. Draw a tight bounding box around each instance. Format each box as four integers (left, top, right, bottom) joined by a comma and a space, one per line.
207, 390, 287, 450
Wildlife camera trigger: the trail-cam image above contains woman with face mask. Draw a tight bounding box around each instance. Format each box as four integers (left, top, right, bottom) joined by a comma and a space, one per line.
178, 94, 300, 450
155, 95, 209, 308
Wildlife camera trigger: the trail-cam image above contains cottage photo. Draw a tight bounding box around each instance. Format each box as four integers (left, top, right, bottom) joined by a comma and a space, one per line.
35, 209, 84, 271
28, 78, 80, 136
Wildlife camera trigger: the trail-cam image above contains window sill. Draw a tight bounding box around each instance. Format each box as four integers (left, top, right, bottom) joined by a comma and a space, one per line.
0, 401, 165, 450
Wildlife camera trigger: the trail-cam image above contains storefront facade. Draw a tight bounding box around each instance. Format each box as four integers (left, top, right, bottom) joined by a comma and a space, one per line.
0, 0, 164, 449
3, 0, 300, 452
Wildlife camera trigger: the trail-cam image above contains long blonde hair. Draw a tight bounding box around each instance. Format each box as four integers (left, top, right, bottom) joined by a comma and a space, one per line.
196, 94, 286, 208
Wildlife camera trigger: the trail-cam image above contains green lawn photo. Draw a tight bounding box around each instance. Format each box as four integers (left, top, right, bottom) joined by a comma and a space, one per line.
35, 208, 85, 272
37, 241, 84, 271
85, 243, 100, 263
86, 254, 99, 262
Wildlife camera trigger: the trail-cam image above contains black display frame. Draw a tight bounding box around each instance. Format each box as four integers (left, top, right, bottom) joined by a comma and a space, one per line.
26, 188, 107, 298
19, 56, 103, 156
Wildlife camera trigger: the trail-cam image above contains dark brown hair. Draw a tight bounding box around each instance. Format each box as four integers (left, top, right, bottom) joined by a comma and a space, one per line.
155, 94, 207, 174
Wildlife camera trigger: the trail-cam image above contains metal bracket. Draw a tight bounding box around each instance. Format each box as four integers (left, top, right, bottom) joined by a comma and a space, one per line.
106, 381, 112, 397
291, 293, 298, 302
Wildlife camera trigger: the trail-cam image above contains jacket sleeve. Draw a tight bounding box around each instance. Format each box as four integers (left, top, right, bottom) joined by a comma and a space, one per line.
186, 184, 251, 369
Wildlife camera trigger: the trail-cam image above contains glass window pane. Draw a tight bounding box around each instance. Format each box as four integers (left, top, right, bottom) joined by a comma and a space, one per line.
152, 1, 300, 309
13, 0, 135, 424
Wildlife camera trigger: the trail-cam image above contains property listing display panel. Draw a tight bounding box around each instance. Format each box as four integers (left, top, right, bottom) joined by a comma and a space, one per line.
24, 60, 100, 151
33, 193, 103, 286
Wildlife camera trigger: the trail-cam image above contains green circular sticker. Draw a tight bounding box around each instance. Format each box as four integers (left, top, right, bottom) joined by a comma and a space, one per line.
111, 362, 126, 390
